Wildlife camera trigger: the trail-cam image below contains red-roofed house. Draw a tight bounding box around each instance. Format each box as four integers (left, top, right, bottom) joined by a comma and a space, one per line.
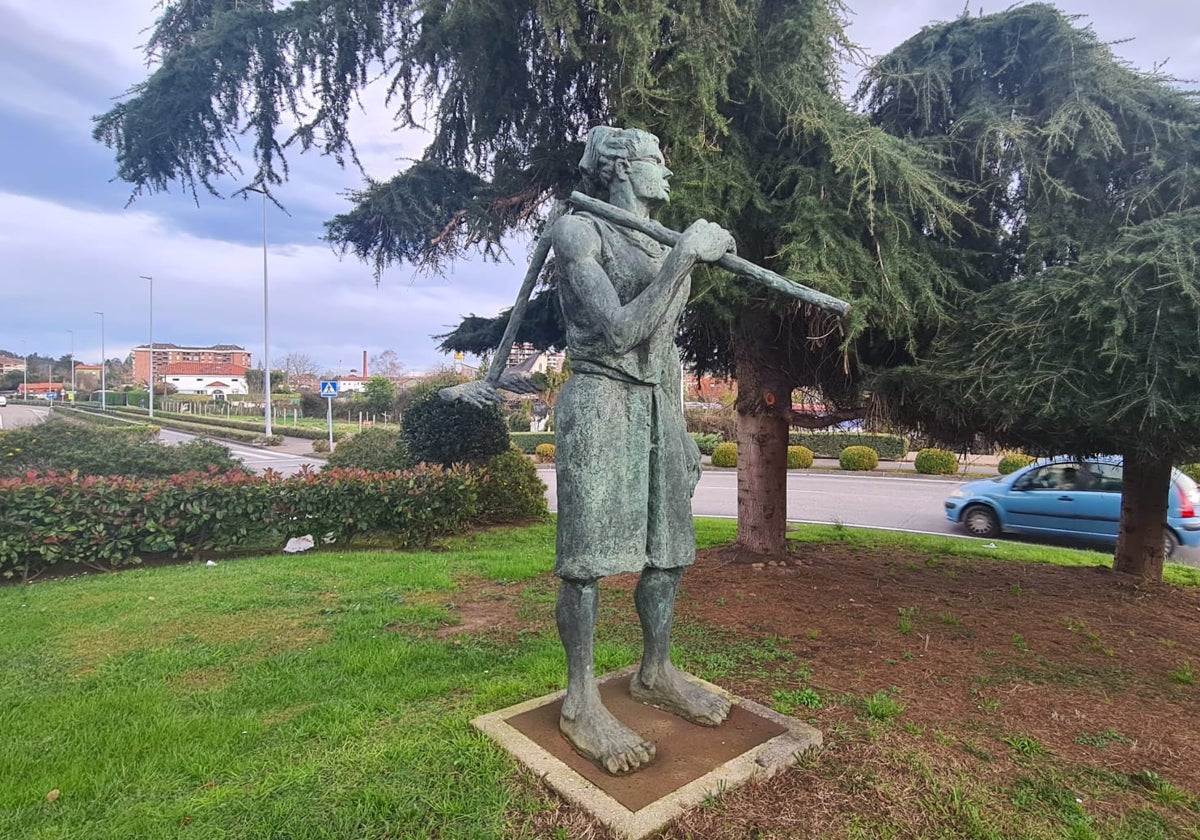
160, 362, 248, 397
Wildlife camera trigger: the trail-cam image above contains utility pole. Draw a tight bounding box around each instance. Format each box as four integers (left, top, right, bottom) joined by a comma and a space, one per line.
140, 275, 154, 419
244, 187, 272, 436
66, 329, 75, 396
95, 311, 106, 411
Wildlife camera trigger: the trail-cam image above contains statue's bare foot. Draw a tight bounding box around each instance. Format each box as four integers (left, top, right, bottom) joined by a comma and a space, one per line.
631, 665, 731, 726
560, 697, 655, 775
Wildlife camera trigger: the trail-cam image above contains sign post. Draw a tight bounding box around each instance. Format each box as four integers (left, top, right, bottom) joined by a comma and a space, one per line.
319, 380, 339, 451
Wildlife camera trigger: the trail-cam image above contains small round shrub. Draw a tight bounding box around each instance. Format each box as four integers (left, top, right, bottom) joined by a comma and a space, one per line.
913, 448, 958, 475
475, 446, 550, 523
324, 426, 408, 471
534, 443, 556, 463
312, 438, 330, 453
839, 445, 878, 471
787, 445, 814, 469
690, 433, 722, 456
1180, 463, 1200, 483
402, 392, 509, 467
998, 453, 1036, 475
711, 442, 738, 468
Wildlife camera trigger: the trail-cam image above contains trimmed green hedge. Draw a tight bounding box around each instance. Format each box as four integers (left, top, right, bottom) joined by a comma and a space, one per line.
0, 465, 484, 578
839, 445, 879, 471
711, 442, 738, 468
109, 407, 348, 441
998, 454, 1036, 475
0, 418, 242, 478
789, 431, 908, 460
913, 448, 958, 475
787, 445, 814, 469
510, 432, 556, 453
54, 407, 142, 427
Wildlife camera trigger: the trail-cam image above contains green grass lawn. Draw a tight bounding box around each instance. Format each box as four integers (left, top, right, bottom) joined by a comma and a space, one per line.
2, 521, 1195, 839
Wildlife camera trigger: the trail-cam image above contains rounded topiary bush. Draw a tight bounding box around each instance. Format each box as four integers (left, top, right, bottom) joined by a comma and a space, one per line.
402, 392, 510, 467
998, 453, 1036, 475
475, 445, 550, 523
787, 445, 814, 469
312, 438, 330, 453
324, 426, 408, 471
913, 447, 958, 475
534, 443, 556, 463
839, 445, 879, 471
690, 433, 722, 456
711, 442, 738, 468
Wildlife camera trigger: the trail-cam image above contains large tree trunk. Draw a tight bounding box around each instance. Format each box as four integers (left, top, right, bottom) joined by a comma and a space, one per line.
732, 317, 793, 555
1113, 454, 1172, 581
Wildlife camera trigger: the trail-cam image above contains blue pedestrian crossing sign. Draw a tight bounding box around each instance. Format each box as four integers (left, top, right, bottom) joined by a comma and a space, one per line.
319, 380, 339, 398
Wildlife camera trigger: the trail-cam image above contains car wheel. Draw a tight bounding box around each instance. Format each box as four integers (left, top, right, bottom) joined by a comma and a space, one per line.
1164, 528, 1179, 560
962, 504, 999, 538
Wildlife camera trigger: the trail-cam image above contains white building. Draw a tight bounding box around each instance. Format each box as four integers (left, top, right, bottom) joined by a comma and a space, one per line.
160, 362, 248, 398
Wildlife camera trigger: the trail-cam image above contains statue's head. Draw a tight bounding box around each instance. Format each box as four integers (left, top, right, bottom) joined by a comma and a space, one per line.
579, 126, 671, 205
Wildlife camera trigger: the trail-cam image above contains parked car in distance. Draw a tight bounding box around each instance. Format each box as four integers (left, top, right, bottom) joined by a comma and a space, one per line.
0, 395, 7, 407
944, 456, 1200, 557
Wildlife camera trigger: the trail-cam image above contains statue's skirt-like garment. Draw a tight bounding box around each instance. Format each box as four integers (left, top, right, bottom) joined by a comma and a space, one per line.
554, 371, 697, 580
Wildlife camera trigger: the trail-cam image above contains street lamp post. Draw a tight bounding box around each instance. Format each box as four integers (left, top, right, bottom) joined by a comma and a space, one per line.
21, 339, 28, 401
66, 329, 75, 397
244, 187, 272, 436
140, 275, 154, 419
95, 311, 106, 411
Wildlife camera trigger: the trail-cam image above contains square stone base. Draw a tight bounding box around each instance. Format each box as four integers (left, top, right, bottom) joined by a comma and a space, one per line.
471, 666, 821, 839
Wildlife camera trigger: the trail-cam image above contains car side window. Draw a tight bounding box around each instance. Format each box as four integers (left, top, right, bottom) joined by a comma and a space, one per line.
1021, 464, 1100, 491
1023, 466, 1062, 490
1085, 462, 1123, 493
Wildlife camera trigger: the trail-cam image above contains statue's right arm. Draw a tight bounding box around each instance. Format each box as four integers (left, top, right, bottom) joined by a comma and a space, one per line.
554, 215, 726, 355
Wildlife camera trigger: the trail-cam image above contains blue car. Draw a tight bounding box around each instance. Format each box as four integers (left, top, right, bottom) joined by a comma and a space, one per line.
944, 456, 1200, 557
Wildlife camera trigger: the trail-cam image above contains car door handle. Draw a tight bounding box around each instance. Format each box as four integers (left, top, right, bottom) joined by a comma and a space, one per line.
1057, 495, 1074, 501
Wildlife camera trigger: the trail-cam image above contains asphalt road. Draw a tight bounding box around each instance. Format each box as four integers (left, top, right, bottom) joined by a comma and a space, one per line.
538, 467, 960, 537
157, 428, 324, 476
0, 403, 51, 429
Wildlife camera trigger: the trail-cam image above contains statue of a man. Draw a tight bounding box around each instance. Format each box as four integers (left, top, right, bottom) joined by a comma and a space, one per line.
551, 126, 735, 774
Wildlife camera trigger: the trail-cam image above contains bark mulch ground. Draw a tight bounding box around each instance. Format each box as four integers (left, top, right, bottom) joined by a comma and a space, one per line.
450, 542, 1200, 839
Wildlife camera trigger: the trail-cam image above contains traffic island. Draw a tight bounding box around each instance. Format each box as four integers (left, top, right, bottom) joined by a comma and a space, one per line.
472, 665, 822, 839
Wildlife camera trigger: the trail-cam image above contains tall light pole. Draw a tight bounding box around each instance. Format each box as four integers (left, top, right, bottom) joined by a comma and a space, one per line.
66, 329, 75, 397
140, 275, 155, 419
95, 311, 106, 411
244, 187, 272, 435
21, 339, 28, 400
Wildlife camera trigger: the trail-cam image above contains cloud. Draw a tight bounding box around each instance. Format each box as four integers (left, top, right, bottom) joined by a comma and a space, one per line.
0, 190, 525, 370
3, 0, 1197, 378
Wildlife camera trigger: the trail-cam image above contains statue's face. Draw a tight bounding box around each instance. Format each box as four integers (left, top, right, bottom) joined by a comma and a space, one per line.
625, 137, 672, 205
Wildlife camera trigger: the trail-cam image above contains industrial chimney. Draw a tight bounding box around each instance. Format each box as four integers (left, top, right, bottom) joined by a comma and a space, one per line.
362, 350, 368, 378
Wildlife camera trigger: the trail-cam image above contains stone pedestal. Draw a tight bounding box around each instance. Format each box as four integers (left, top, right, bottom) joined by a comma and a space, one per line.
472, 666, 821, 839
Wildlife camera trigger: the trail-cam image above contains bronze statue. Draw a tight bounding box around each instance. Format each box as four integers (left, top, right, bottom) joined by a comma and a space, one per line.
442, 126, 848, 775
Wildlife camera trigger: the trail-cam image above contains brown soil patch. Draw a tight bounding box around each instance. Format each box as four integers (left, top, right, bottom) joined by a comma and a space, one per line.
488, 542, 1200, 838
433, 583, 528, 640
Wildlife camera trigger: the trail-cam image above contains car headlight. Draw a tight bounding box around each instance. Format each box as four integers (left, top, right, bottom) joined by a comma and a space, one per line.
948, 489, 965, 499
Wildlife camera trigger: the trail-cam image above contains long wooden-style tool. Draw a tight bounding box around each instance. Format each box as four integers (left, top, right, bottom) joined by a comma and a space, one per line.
567, 190, 851, 315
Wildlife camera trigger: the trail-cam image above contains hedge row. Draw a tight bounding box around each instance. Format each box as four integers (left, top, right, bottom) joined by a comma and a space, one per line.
109, 410, 275, 445
510, 432, 556, 453
108, 407, 347, 442
0, 465, 480, 578
54, 407, 144, 427
788, 431, 908, 460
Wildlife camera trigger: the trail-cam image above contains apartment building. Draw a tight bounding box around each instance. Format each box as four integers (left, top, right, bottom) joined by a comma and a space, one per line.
132, 343, 251, 386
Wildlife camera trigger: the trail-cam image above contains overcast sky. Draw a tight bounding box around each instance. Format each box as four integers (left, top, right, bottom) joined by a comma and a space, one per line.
1, 1, 1196, 374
